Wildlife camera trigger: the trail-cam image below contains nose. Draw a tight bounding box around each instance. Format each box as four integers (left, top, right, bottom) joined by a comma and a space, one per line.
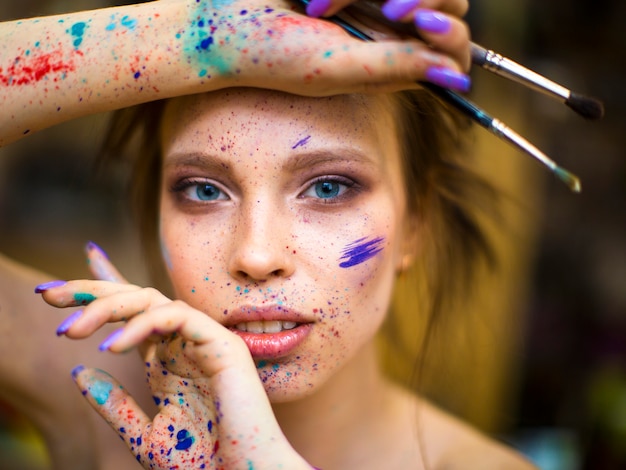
227, 200, 295, 282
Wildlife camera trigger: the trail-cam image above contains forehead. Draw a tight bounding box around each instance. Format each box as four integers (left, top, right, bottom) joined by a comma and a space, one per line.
159, 88, 399, 156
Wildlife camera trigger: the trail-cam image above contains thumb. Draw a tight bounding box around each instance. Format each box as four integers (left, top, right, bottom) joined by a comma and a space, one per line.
85, 241, 128, 283
71, 365, 151, 453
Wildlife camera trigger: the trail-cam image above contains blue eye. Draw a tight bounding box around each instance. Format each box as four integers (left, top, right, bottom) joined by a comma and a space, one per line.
301, 177, 353, 201
315, 181, 341, 199
172, 179, 228, 203
195, 183, 221, 201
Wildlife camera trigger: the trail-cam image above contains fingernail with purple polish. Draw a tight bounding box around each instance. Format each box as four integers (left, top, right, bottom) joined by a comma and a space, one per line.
35, 280, 67, 293
415, 10, 451, 34
306, 0, 331, 18
56, 310, 83, 336
426, 67, 471, 92
86, 240, 110, 260
71, 364, 85, 380
99, 328, 124, 351
382, 0, 421, 21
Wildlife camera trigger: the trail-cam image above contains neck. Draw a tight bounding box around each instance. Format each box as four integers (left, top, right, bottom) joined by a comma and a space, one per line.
272, 341, 418, 469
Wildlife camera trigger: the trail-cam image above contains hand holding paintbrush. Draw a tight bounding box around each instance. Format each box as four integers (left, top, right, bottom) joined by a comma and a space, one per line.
300, 0, 606, 192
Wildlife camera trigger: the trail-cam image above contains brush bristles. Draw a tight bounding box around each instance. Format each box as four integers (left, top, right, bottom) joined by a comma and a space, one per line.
554, 167, 582, 193
566, 93, 605, 120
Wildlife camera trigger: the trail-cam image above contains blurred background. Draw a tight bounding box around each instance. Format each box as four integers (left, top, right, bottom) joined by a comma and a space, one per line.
0, 1, 624, 469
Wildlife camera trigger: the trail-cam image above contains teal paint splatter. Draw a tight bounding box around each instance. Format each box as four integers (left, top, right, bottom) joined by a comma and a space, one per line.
69, 22, 87, 48
120, 16, 138, 30
247, 460, 255, 470
90, 380, 113, 405
323, 50, 333, 58
74, 293, 96, 305
256, 360, 268, 369
180, 0, 243, 77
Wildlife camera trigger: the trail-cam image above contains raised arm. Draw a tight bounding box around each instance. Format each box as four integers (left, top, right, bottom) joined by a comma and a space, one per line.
0, 0, 471, 146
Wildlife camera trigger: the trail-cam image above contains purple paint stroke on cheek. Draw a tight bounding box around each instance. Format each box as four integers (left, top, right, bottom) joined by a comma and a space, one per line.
291, 135, 311, 149
339, 236, 385, 268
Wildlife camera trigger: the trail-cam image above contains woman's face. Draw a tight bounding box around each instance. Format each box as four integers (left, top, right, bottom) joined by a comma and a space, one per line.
159, 88, 414, 401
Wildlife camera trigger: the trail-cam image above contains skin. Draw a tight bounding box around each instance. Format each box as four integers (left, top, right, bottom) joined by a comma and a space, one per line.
0, 0, 515, 468
0, 0, 470, 147
38, 89, 537, 469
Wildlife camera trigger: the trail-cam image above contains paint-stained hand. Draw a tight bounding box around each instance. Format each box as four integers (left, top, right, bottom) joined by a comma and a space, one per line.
36, 256, 309, 469
180, 0, 471, 94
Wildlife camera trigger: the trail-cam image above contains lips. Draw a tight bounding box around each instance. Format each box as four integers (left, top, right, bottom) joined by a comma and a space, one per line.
225, 306, 314, 360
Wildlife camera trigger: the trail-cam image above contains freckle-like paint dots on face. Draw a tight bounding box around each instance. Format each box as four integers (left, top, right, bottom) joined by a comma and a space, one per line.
159, 89, 409, 402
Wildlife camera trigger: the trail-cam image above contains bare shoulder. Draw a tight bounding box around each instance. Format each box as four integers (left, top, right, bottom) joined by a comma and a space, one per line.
418, 398, 538, 470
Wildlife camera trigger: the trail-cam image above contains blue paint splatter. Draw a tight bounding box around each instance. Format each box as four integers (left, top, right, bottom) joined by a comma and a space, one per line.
90, 380, 113, 405
339, 237, 385, 268
291, 135, 311, 149
207, 420, 213, 433
175, 429, 194, 450
69, 22, 87, 48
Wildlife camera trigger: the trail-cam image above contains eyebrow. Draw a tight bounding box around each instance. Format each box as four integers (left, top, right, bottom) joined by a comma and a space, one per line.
163, 147, 380, 174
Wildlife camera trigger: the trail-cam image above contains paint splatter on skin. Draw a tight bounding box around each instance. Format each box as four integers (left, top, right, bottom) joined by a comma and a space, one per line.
291, 135, 311, 149
0, 47, 79, 86
338, 237, 385, 268
175, 429, 195, 450
69, 21, 88, 48
74, 292, 96, 305
106, 14, 138, 32
89, 379, 113, 405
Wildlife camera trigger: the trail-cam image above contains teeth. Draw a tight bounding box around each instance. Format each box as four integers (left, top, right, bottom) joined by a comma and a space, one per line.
233, 320, 298, 333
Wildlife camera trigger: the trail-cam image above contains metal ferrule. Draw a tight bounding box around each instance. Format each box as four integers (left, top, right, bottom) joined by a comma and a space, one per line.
490, 118, 557, 171
483, 49, 570, 101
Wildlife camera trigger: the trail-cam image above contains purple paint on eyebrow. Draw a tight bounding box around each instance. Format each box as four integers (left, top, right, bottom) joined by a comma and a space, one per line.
291, 135, 311, 149
339, 236, 385, 268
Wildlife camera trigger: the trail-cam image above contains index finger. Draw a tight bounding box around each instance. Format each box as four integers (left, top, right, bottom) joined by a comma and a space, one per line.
86, 241, 129, 284
307, 0, 469, 19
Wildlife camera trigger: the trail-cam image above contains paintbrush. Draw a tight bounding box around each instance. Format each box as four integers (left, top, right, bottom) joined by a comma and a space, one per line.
294, 0, 582, 192
345, 0, 604, 120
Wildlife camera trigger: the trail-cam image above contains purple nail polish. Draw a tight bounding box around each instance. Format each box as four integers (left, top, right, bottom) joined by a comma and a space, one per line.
56, 310, 83, 336
425, 67, 471, 92
86, 240, 110, 260
99, 328, 124, 351
382, 0, 421, 22
306, 0, 331, 18
415, 10, 451, 34
34, 280, 67, 293
71, 364, 85, 380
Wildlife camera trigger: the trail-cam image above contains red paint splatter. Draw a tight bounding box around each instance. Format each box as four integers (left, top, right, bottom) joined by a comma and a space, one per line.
0, 47, 80, 86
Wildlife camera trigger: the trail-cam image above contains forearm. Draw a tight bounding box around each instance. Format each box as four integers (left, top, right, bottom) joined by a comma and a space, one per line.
0, 0, 228, 146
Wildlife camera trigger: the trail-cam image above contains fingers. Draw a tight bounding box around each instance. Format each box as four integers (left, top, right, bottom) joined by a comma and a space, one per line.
36, 279, 170, 338
301, 0, 471, 83
71, 366, 152, 449
297, 38, 469, 94
414, 10, 471, 70
102, 301, 253, 378
85, 241, 128, 284
309, 0, 468, 19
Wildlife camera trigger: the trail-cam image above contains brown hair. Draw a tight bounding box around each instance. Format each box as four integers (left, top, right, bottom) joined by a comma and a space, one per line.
101, 89, 498, 388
